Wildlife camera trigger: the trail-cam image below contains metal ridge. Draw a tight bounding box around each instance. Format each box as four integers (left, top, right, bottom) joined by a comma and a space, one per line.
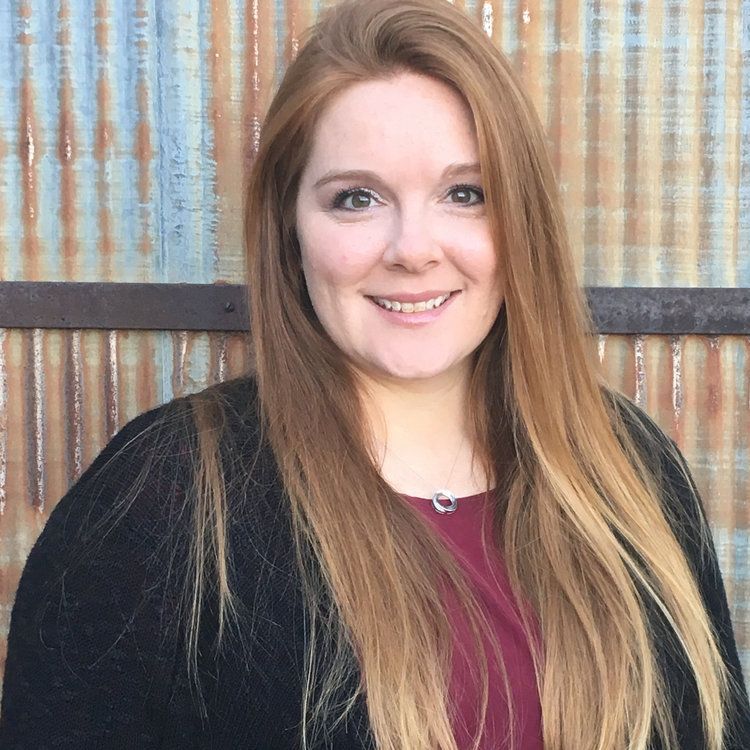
0, 282, 748, 334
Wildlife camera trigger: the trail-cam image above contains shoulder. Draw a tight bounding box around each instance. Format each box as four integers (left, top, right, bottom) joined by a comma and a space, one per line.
19, 375, 269, 583
601, 388, 712, 563
0, 381, 263, 745
601, 394, 750, 745
5, 375, 273, 661
603, 388, 700, 505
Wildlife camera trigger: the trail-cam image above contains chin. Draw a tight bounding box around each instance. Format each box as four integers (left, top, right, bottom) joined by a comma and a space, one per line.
368, 356, 465, 383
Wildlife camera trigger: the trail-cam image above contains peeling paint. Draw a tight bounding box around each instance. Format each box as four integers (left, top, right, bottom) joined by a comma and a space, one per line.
482, 1, 494, 37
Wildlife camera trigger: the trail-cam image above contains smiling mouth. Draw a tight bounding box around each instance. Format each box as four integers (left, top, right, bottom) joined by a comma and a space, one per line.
368, 291, 457, 313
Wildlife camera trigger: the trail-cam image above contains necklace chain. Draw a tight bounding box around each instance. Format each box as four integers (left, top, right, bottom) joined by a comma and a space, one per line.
381, 434, 466, 515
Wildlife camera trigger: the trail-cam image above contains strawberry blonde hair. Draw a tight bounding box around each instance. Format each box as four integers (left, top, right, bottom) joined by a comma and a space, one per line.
180, 1, 737, 748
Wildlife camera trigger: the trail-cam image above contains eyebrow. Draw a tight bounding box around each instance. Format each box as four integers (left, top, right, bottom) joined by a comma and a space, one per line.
311, 161, 482, 190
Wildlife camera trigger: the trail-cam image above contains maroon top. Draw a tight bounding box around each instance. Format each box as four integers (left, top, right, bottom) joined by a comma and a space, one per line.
404, 490, 544, 750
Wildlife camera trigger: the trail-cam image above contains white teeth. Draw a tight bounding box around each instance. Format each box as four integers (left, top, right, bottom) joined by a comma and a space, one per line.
373, 293, 451, 313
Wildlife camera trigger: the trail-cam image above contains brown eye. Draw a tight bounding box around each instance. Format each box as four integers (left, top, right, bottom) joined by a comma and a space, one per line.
350, 192, 373, 209
332, 188, 380, 211
448, 185, 483, 205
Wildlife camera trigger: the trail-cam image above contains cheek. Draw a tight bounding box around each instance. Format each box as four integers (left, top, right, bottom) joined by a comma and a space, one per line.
299, 221, 384, 291
448, 225, 499, 285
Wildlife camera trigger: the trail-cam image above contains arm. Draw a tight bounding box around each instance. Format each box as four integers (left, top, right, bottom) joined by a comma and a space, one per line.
614, 395, 750, 748
0, 405, 196, 749
658, 434, 750, 749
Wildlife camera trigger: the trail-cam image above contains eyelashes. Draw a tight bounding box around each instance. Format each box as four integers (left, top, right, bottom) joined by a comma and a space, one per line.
329, 183, 485, 211
330, 186, 380, 211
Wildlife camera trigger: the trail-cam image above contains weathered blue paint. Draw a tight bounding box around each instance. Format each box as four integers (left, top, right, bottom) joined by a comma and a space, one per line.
700, 0, 728, 286
659, 0, 689, 284
740, 0, 750, 286
0, 1, 22, 281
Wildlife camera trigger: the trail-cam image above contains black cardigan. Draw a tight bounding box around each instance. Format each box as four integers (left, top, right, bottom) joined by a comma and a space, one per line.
1, 376, 749, 749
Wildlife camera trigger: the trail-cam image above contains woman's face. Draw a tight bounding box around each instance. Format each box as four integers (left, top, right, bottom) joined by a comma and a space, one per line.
294, 71, 504, 384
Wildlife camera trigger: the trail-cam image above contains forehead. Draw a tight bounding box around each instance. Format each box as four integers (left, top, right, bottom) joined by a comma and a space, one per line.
303, 72, 479, 176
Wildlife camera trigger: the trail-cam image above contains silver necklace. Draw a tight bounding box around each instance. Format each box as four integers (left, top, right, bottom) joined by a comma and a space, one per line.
382, 435, 466, 515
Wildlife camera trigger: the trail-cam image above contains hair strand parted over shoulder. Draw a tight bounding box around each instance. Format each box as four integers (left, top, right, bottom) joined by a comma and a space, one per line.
170, 1, 742, 749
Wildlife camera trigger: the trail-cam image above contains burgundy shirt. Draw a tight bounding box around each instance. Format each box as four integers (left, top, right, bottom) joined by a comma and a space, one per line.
404, 490, 544, 750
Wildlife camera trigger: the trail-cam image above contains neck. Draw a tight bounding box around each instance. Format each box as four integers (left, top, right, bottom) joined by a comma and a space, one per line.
356, 364, 488, 498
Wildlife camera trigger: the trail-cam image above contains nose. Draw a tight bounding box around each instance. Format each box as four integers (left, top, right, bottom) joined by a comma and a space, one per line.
381, 207, 441, 272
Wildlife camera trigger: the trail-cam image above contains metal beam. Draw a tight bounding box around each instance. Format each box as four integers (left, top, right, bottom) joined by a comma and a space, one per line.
587, 287, 750, 335
0, 282, 248, 332
0, 282, 748, 334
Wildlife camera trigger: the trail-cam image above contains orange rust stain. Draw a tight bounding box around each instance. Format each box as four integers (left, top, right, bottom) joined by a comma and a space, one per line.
103, 332, 119, 440
94, 78, 113, 161
210, 0, 247, 270
134, 0, 153, 262
670, 337, 685, 446
243, 0, 261, 169
22, 330, 44, 511
95, 0, 109, 48
516, 0, 545, 117
98, 205, 114, 257
741, 338, 750, 529
285, 1, 313, 65
94, 0, 115, 272
243, 0, 275, 171
135, 82, 153, 202
58, 0, 78, 278
19, 75, 40, 279
59, 79, 78, 275
138, 232, 152, 256
0, 132, 6, 252
136, 334, 157, 410
62, 332, 84, 485
210, 0, 232, 166
621, 336, 637, 400
704, 336, 722, 421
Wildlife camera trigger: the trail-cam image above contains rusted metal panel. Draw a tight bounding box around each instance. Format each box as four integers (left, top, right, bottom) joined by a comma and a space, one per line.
0, 327, 251, 678
1, 2, 747, 285
599, 334, 750, 662
1, 0, 748, 699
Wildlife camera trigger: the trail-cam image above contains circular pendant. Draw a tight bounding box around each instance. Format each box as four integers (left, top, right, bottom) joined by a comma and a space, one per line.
431, 489, 458, 514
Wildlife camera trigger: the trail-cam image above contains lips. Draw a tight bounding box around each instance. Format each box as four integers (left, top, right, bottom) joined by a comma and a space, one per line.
371, 292, 452, 313
368, 289, 455, 304
366, 290, 460, 322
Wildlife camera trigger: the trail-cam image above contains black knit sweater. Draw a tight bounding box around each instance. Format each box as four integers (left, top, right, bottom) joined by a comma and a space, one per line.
1, 376, 749, 749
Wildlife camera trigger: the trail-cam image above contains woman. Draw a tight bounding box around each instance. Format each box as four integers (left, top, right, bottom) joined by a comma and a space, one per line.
2, 0, 748, 748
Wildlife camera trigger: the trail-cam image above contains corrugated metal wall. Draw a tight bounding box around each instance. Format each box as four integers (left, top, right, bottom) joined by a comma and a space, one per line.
1, 0, 749, 695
